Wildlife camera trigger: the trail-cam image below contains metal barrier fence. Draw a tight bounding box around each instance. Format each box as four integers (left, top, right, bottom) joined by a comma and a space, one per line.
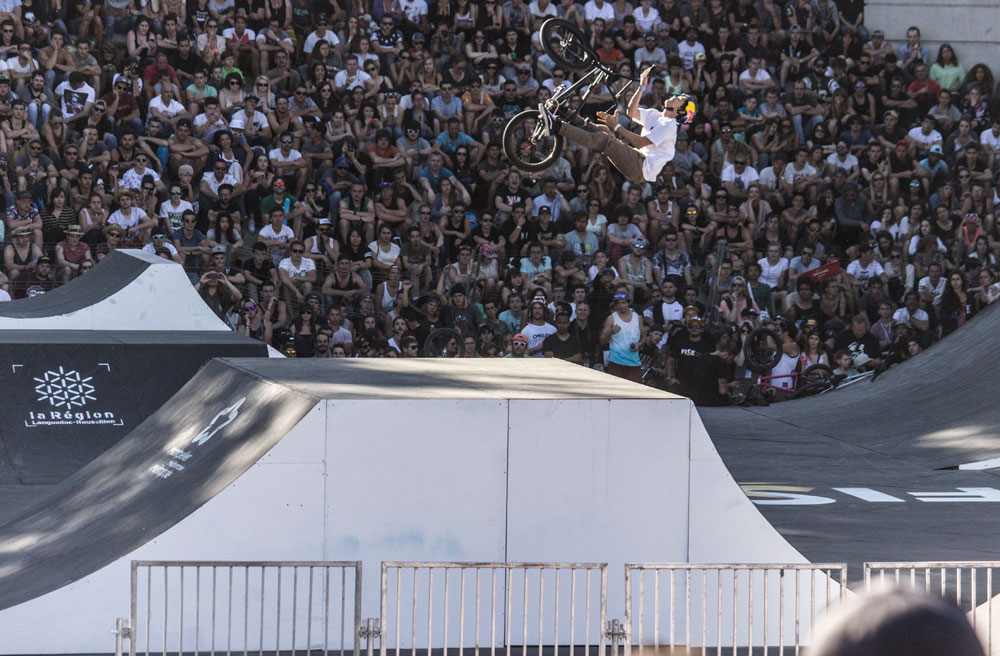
864, 561, 1000, 654
378, 562, 608, 656
129, 560, 362, 656
624, 564, 848, 656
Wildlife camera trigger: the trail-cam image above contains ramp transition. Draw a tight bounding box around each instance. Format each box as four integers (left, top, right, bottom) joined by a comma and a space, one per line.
701, 299, 1000, 572
0, 330, 267, 521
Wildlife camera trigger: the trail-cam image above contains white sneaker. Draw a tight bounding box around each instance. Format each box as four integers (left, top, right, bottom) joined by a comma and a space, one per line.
537, 103, 554, 137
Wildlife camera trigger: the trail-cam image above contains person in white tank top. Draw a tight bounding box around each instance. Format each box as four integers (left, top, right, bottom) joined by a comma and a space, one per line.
768, 319, 801, 393
601, 289, 646, 382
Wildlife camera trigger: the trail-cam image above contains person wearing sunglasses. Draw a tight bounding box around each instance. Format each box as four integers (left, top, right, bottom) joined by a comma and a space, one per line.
237, 298, 273, 345
600, 287, 646, 382
277, 239, 317, 306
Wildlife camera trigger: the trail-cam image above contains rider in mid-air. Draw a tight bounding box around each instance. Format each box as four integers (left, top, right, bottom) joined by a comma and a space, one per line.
537, 65, 694, 184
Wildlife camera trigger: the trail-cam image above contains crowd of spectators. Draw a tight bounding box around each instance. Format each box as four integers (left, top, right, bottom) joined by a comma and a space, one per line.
0, 0, 995, 397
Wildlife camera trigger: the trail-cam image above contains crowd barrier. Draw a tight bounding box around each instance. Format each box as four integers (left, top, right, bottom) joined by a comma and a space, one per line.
120, 560, 1000, 656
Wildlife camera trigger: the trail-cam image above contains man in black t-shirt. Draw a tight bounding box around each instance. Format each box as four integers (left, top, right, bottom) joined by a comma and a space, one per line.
241, 242, 278, 300
542, 311, 583, 362
666, 315, 721, 403
833, 313, 882, 370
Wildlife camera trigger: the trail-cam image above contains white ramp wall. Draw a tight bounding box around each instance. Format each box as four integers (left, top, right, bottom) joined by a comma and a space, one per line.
0, 395, 802, 654
865, 0, 1000, 76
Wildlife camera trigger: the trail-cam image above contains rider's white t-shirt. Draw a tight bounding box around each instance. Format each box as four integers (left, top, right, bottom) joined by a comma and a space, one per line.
635, 107, 679, 183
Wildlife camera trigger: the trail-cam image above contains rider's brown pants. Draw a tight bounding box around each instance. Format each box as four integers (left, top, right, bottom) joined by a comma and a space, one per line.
558, 122, 646, 182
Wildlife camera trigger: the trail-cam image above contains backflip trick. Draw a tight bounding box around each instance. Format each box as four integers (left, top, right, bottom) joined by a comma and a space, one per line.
540, 67, 693, 183
502, 18, 695, 184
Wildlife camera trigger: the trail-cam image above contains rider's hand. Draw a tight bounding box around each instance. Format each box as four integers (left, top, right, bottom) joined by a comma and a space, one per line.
639, 65, 654, 85
596, 110, 617, 130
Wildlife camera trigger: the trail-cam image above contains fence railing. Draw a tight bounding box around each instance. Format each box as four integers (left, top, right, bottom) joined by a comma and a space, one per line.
122, 560, 1000, 656
864, 561, 1000, 654
129, 560, 362, 656
378, 562, 608, 656
624, 563, 848, 656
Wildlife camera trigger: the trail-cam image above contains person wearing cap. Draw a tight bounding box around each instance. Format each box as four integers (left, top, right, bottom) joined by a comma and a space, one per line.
520, 294, 556, 356
634, 32, 667, 74
618, 236, 655, 304
230, 94, 272, 145
5, 190, 42, 248
601, 287, 645, 381
12, 254, 58, 298
504, 333, 529, 358
441, 283, 481, 334
916, 144, 950, 191
666, 312, 725, 402
302, 13, 342, 56
54, 224, 93, 281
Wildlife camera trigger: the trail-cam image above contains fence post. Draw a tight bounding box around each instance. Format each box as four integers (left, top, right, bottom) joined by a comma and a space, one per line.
114, 617, 131, 656
606, 619, 625, 656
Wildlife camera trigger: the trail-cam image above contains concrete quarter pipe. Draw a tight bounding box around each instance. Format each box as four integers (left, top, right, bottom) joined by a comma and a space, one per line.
0, 358, 803, 654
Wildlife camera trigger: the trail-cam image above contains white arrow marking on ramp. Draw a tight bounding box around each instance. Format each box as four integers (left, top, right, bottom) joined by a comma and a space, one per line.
833, 487, 905, 502
909, 488, 1000, 502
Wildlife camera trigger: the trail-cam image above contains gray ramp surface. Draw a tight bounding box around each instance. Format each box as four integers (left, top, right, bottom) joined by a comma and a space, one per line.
0, 250, 148, 318
0, 330, 267, 522
701, 299, 1000, 573
0, 358, 319, 611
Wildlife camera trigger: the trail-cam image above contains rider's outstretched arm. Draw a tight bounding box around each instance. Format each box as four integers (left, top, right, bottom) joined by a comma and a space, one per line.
625, 82, 646, 122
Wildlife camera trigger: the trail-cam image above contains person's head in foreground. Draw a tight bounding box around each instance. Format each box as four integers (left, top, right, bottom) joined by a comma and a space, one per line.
810, 588, 984, 656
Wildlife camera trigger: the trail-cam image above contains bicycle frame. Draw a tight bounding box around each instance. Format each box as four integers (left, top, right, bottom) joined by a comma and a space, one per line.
546, 62, 638, 117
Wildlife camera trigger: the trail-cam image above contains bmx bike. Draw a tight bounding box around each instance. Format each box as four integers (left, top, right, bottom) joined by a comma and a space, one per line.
731, 328, 836, 405
501, 18, 641, 172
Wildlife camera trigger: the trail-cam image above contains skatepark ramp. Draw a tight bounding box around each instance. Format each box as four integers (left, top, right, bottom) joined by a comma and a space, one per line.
700, 298, 1000, 571
0, 249, 230, 331
0, 330, 267, 523
0, 358, 806, 654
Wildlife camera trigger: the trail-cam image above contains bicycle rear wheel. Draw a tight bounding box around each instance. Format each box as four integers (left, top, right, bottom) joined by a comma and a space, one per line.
540, 18, 595, 71
423, 327, 465, 358
742, 328, 782, 373
502, 109, 564, 172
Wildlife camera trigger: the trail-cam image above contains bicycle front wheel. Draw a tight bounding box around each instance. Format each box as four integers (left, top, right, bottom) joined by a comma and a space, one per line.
502, 109, 564, 172
540, 18, 595, 71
